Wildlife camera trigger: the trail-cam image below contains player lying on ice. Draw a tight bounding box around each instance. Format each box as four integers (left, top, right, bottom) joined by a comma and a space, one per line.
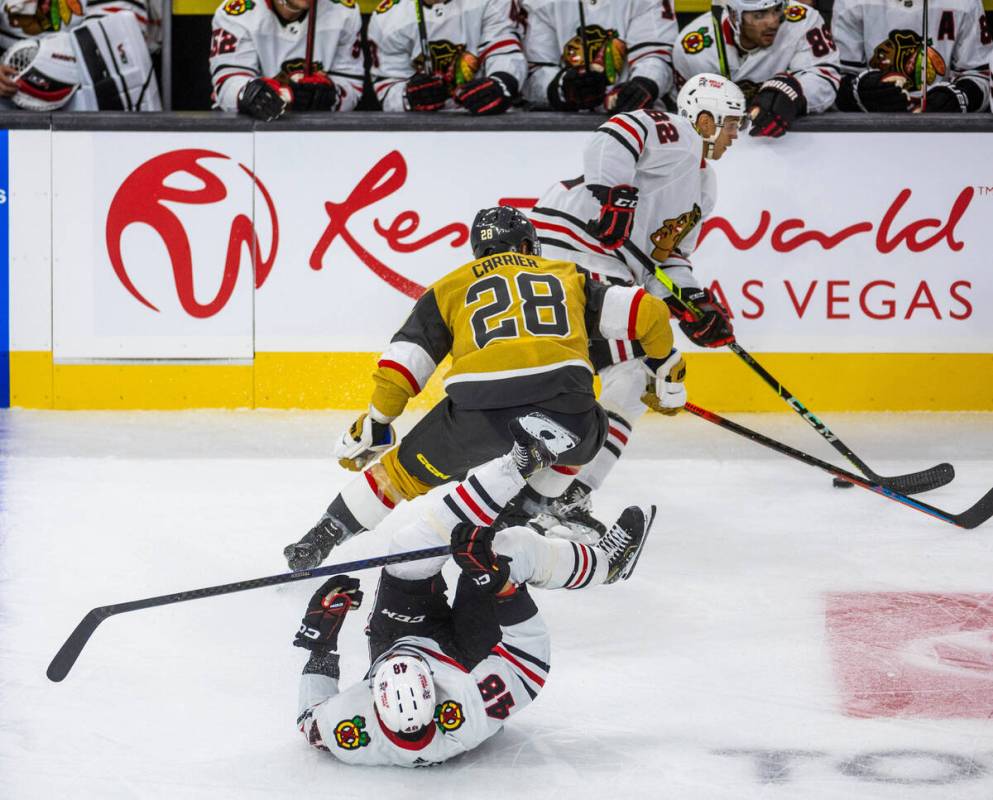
283, 207, 685, 570
292, 415, 656, 766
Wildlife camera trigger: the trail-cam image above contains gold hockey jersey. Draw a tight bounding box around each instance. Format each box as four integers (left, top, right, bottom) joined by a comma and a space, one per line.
371, 251, 673, 414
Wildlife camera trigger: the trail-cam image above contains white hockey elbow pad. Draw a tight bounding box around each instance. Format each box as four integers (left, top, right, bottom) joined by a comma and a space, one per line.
334, 409, 397, 471
644, 350, 687, 415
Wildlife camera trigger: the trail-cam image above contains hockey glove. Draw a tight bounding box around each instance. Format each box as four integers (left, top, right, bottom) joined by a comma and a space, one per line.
667, 288, 734, 348
748, 74, 806, 138
237, 77, 291, 122
451, 523, 511, 595
924, 83, 970, 113
454, 71, 518, 115
293, 575, 363, 652
836, 70, 910, 112
641, 349, 687, 415
290, 72, 338, 111
405, 72, 449, 111
605, 76, 659, 112
552, 66, 608, 110
334, 412, 397, 471
585, 184, 638, 249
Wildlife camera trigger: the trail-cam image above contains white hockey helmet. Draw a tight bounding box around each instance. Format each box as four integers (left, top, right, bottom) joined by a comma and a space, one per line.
724, 0, 787, 34
1, 35, 80, 111
677, 73, 748, 147
372, 654, 436, 738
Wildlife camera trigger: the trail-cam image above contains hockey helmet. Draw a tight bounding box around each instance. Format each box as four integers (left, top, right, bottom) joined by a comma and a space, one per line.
1, 35, 80, 111
677, 73, 748, 151
372, 654, 436, 740
470, 206, 541, 259
724, 0, 787, 34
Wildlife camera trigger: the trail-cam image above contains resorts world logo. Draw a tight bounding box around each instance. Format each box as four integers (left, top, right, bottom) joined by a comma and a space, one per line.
104, 149, 978, 321
106, 149, 279, 319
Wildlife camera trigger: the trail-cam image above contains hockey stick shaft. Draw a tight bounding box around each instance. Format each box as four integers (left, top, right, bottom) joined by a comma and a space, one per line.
578, 0, 589, 68
920, 0, 929, 111
413, 0, 433, 73
46, 545, 452, 683
303, 0, 318, 75
652, 270, 953, 494
684, 403, 993, 530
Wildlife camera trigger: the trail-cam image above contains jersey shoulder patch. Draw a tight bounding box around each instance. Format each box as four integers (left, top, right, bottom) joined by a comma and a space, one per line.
681, 25, 714, 54
329, 0, 358, 6
222, 0, 254, 16
784, 4, 808, 23
373, 0, 401, 12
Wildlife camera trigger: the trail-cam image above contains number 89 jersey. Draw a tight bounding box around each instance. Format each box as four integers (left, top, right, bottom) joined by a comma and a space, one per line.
376, 254, 602, 413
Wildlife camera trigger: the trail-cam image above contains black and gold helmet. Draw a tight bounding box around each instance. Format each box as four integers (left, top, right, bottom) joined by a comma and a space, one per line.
470, 206, 541, 259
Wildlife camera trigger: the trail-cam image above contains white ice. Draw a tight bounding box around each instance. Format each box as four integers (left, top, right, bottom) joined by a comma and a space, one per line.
2, 409, 992, 799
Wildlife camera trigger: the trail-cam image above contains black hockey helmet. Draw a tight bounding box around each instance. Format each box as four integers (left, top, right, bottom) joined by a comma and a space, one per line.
470, 206, 542, 259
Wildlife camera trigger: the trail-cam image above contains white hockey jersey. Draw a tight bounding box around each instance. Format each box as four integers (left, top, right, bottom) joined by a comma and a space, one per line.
521, 0, 676, 109
209, 0, 363, 112
0, 0, 157, 53
832, 0, 992, 111
532, 109, 714, 295
366, 0, 526, 112
297, 623, 550, 767
673, 4, 841, 113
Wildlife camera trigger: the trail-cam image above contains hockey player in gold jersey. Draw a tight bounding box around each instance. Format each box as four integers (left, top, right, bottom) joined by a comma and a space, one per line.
283, 206, 685, 570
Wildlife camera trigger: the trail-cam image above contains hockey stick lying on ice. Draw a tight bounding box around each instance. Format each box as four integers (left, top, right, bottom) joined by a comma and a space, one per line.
46, 545, 452, 683
652, 270, 954, 495
684, 402, 993, 530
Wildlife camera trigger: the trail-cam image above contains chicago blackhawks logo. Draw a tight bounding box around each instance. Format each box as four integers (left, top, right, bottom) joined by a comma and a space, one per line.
681, 27, 713, 54
870, 29, 946, 89
434, 700, 465, 732
651, 204, 702, 261
223, 0, 253, 15
413, 41, 479, 87
329, 0, 357, 5
562, 25, 627, 83
784, 4, 807, 22
8, 0, 83, 34
373, 0, 399, 11
334, 716, 371, 749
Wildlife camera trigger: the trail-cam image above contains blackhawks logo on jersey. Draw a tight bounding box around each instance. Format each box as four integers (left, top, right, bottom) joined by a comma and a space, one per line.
373, 0, 399, 11
870, 29, 946, 89
329, 0, 357, 6
650, 205, 702, 262
334, 715, 371, 750
434, 700, 465, 732
562, 25, 627, 84
413, 41, 480, 88
223, 0, 253, 15
681, 27, 713, 54
784, 4, 807, 22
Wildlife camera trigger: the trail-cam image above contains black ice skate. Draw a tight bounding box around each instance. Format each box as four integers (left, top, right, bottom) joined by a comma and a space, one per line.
600, 505, 657, 584
508, 412, 579, 477
283, 515, 348, 571
494, 480, 606, 543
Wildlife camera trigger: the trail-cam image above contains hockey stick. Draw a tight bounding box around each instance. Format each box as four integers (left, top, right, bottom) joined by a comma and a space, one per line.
919, 0, 929, 111
652, 270, 955, 494
46, 544, 452, 683
684, 402, 993, 529
303, 0, 318, 75
413, 0, 434, 74
578, 0, 589, 68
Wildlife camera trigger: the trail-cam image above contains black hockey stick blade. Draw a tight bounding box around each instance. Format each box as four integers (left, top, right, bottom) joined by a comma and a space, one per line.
684, 403, 993, 531
864, 461, 955, 496
46, 544, 452, 683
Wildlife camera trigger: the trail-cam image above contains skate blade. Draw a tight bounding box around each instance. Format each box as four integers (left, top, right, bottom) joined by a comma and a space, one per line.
619, 505, 658, 581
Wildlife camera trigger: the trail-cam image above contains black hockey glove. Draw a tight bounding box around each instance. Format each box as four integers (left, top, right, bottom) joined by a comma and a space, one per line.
454, 71, 518, 115
924, 83, 970, 113
552, 66, 608, 110
293, 575, 363, 652
291, 72, 338, 111
405, 72, 449, 111
748, 74, 806, 138
238, 77, 289, 122
836, 70, 911, 112
451, 523, 511, 595
606, 76, 659, 112
666, 287, 735, 348
585, 184, 638, 250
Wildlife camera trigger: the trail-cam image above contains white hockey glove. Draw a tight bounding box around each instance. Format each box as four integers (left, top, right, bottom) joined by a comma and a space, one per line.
334, 409, 397, 471
641, 350, 686, 415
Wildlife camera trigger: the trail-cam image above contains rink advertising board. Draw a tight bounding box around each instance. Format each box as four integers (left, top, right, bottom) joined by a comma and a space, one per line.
9, 127, 993, 409
0, 129, 8, 409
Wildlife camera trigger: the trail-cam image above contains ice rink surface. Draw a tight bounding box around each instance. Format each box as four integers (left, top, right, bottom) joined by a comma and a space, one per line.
2, 409, 992, 799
